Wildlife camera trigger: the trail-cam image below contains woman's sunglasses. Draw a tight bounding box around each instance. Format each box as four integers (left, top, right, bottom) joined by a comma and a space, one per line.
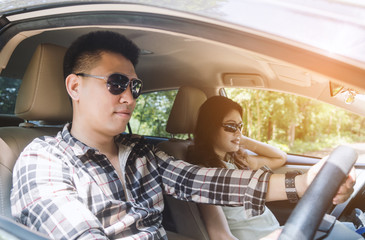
222, 122, 243, 133
76, 73, 143, 99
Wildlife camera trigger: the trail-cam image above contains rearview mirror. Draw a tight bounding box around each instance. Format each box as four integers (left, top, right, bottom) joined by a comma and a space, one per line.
329, 82, 358, 104
329, 82, 344, 97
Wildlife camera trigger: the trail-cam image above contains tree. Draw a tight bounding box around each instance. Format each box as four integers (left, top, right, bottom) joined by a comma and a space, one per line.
131, 90, 178, 137
226, 88, 365, 156
0, 77, 22, 114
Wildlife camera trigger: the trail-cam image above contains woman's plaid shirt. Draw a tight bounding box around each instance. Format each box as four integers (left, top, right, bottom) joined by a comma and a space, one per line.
11, 124, 272, 240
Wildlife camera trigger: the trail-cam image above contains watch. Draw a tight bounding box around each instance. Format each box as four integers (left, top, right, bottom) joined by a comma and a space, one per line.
285, 170, 303, 203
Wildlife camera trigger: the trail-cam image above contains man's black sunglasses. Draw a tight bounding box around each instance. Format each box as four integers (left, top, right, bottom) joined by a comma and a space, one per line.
76, 73, 143, 99
222, 122, 243, 133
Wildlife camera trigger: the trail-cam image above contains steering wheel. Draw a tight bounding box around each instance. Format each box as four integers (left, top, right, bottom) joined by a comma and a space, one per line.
279, 145, 358, 240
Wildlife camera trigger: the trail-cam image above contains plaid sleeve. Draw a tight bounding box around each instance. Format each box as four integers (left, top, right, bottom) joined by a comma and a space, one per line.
155, 150, 272, 217
10, 139, 107, 240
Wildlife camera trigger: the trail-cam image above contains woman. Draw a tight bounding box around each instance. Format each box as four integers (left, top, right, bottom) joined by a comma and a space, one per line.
187, 96, 287, 240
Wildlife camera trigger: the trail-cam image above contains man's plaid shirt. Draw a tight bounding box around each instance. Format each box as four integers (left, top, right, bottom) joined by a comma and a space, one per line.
11, 124, 272, 239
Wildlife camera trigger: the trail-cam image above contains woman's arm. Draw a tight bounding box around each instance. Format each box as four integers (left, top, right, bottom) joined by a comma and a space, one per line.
198, 204, 238, 240
238, 135, 287, 170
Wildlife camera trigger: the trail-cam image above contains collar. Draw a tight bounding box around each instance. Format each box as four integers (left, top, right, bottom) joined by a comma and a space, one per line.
60, 123, 95, 157
60, 123, 131, 158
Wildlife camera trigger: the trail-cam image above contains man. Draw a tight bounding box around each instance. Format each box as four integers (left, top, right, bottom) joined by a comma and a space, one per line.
11, 31, 355, 240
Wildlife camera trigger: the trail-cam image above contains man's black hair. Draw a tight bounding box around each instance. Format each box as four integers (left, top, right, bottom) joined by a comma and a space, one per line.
63, 31, 140, 79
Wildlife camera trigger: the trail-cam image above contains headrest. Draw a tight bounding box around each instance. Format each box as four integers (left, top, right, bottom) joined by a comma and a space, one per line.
15, 44, 72, 123
166, 86, 207, 134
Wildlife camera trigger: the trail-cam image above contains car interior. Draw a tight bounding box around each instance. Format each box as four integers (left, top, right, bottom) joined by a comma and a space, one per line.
0, 42, 217, 239
0, 3, 365, 239
0, 43, 71, 218
0, 39, 364, 239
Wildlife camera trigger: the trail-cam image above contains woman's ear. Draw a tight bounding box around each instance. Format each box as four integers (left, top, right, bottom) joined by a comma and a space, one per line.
65, 74, 80, 101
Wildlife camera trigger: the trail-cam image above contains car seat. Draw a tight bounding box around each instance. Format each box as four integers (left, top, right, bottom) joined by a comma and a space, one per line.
0, 43, 72, 218
157, 86, 210, 240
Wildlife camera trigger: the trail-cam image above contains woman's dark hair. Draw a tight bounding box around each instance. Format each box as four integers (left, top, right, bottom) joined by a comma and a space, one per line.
63, 31, 140, 79
187, 96, 243, 168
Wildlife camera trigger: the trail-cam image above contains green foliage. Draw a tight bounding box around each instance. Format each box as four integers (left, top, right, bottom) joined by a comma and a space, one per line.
130, 90, 178, 137
290, 134, 354, 157
0, 77, 22, 114
226, 88, 365, 156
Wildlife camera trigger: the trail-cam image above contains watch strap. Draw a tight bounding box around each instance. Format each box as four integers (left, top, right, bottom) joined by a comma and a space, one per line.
285, 170, 302, 203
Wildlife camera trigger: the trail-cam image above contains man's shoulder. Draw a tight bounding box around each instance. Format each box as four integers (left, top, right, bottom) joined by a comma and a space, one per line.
28, 133, 61, 147
21, 132, 64, 156
15, 132, 67, 171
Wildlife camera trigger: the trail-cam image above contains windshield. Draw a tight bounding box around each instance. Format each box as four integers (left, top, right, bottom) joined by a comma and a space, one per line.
225, 88, 365, 163
1, 0, 365, 66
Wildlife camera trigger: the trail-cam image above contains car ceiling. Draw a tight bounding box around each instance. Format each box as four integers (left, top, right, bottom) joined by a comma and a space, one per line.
1, 3, 365, 117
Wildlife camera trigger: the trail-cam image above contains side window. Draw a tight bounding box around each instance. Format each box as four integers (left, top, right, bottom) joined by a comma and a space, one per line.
130, 90, 180, 138
225, 88, 365, 160
0, 76, 22, 114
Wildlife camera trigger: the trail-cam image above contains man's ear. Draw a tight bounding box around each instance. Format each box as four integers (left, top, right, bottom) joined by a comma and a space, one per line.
65, 74, 80, 101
